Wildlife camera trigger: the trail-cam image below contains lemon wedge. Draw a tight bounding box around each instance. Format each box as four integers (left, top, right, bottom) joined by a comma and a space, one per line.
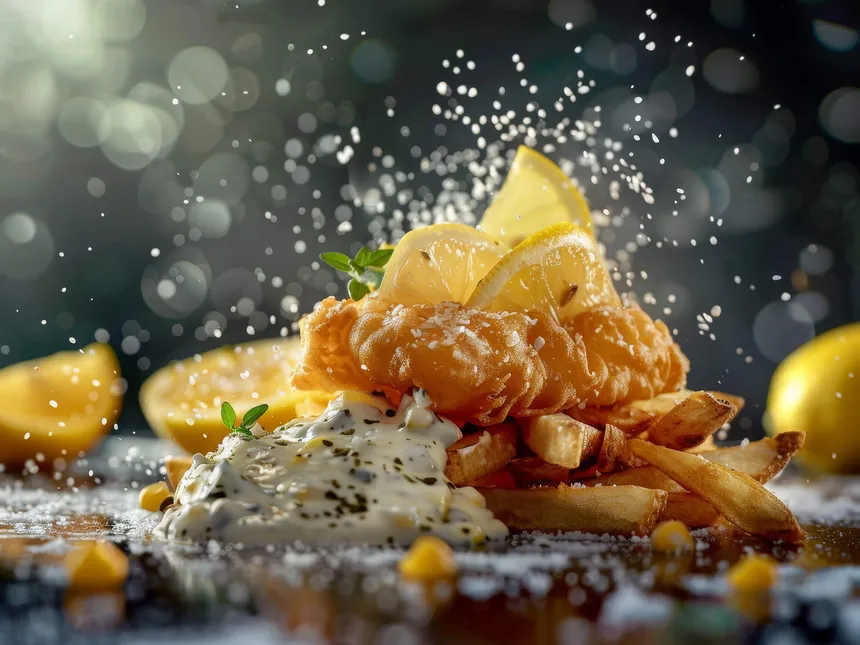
467, 222, 620, 323
376, 223, 506, 306
0, 342, 123, 467
140, 336, 332, 455
478, 146, 593, 246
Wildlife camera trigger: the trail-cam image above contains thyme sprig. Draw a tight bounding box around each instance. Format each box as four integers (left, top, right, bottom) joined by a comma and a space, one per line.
220, 401, 269, 437
320, 246, 393, 301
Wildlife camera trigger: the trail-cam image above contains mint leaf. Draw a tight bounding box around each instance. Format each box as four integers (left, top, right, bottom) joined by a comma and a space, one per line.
354, 246, 372, 268
366, 248, 394, 268
221, 401, 236, 430
348, 279, 370, 301
242, 403, 269, 428
232, 426, 254, 438
320, 252, 352, 273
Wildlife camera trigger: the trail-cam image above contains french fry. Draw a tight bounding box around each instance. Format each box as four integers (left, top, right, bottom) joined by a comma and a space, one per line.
628, 439, 803, 541
567, 405, 654, 436
468, 467, 516, 489
508, 457, 569, 486
165, 455, 193, 490
687, 435, 716, 453
568, 389, 745, 436
520, 414, 603, 469
590, 432, 805, 492
480, 485, 668, 536
709, 431, 805, 482
445, 423, 517, 486
659, 492, 720, 528
646, 391, 737, 451
569, 424, 644, 480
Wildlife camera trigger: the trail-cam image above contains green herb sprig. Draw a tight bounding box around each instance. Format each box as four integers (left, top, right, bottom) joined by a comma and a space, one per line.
320, 246, 394, 301
220, 401, 269, 437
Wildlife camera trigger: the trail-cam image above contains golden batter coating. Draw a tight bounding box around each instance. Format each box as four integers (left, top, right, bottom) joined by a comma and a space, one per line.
291, 297, 689, 425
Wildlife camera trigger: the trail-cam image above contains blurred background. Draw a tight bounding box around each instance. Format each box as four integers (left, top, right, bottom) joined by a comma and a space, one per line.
0, 0, 856, 437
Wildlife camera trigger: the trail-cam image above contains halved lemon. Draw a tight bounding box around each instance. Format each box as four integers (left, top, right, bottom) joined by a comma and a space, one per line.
376, 223, 507, 306
0, 343, 123, 467
467, 223, 620, 323
140, 336, 332, 455
478, 146, 593, 247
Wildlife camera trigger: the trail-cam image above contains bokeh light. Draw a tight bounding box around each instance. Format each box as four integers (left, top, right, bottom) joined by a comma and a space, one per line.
167, 47, 229, 106
819, 88, 860, 144
702, 48, 759, 94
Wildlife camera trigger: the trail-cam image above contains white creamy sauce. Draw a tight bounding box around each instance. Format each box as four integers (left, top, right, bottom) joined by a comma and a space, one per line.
154, 393, 508, 546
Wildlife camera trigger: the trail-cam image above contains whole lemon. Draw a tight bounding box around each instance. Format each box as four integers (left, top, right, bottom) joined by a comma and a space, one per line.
766, 322, 860, 473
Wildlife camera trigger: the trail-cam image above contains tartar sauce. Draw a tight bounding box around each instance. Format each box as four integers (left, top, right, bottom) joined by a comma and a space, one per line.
154, 392, 508, 546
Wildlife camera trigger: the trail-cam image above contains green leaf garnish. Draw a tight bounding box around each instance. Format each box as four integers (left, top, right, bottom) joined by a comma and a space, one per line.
366, 248, 394, 268
220, 401, 269, 437
348, 279, 370, 301
354, 246, 372, 268
242, 403, 270, 428
221, 401, 236, 430
320, 252, 352, 273
319, 244, 394, 301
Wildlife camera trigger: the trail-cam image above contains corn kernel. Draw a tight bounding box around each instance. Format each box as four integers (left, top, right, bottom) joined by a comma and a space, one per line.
65, 540, 129, 590
399, 536, 457, 581
165, 455, 192, 490
727, 555, 778, 593
139, 481, 171, 512
650, 520, 694, 552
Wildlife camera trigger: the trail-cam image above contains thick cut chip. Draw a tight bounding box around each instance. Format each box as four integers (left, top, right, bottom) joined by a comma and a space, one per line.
646, 391, 737, 451
444, 423, 517, 486
480, 485, 667, 536
659, 492, 720, 528
588, 432, 805, 492
687, 436, 716, 453
628, 439, 803, 541
376, 223, 506, 306
568, 404, 654, 436
508, 457, 570, 486
520, 414, 603, 469
477, 146, 593, 246
467, 223, 621, 325
569, 424, 643, 480
568, 389, 744, 436
468, 467, 517, 489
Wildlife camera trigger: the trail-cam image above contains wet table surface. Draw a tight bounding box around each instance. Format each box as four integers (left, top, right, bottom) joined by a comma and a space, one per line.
2, 440, 860, 645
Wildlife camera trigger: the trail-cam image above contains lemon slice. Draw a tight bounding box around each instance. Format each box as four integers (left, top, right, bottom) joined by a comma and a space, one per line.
467, 222, 620, 323
0, 343, 123, 467
140, 336, 332, 455
478, 146, 593, 246
376, 223, 507, 305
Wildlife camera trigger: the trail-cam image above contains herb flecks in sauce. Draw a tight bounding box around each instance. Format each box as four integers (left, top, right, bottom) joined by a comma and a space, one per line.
154, 392, 507, 546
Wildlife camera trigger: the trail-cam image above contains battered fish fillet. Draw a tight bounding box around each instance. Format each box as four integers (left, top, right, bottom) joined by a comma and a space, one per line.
291, 297, 689, 425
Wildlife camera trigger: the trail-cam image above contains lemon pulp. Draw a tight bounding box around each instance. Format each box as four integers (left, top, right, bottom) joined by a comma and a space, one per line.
0, 342, 122, 466
467, 222, 620, 323
478, 145, 593, 247
376, 223, 506, 306
140, 336, 331, 455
